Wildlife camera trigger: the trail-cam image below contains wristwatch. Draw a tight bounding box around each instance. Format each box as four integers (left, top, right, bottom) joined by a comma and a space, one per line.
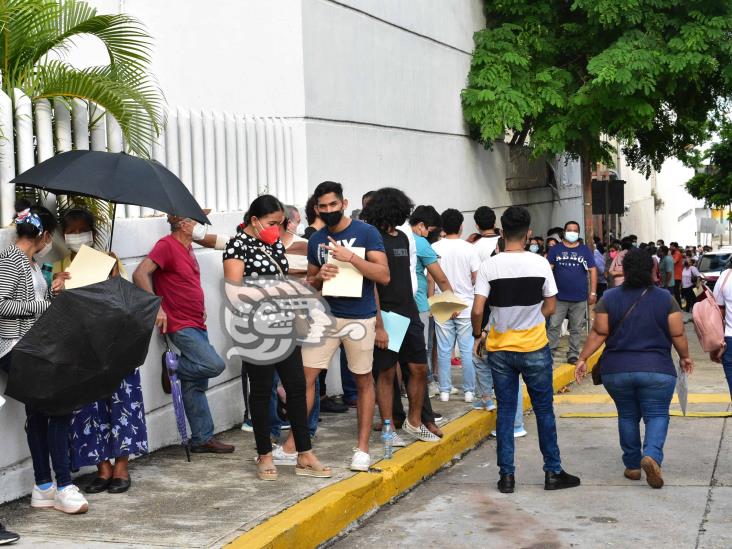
590, 292, 597, 296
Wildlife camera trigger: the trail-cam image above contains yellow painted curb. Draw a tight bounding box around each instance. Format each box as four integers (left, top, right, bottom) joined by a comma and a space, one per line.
226, 349, 601, 549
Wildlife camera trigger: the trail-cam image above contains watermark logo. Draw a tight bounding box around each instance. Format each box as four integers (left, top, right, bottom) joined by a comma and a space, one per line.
224, 276, 366, 365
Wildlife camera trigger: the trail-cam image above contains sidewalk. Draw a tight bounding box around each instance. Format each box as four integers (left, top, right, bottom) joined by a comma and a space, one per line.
1, 342, 587, 549
333, 324, 732, 548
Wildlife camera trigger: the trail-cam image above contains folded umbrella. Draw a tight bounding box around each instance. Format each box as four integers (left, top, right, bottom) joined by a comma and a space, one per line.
163, 344, 191, 462
6, 277, 160, 416
10, 150, 210, 224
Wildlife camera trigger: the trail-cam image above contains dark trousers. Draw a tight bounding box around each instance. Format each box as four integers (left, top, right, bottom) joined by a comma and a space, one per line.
674, 279, 682, 306
25, 406, 73, 488
682, 287, 696, 312
246, 348, 311, 456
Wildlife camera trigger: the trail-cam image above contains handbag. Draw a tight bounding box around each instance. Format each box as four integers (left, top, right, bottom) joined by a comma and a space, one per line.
592, 288, 650, 385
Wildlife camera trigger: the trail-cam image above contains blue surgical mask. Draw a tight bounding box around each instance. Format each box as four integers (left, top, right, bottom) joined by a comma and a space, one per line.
564, 231, 579, 244
529, 244, 540, 253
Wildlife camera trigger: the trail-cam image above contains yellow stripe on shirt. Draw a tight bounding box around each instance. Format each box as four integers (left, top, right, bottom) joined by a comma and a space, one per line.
486, 322, 548, 353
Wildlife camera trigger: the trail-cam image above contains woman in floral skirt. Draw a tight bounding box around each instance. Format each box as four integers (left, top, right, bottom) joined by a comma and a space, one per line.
58, 208, 148, 494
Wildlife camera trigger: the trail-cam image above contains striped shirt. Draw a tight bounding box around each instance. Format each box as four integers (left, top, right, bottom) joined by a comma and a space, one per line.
474, 251, 557, 353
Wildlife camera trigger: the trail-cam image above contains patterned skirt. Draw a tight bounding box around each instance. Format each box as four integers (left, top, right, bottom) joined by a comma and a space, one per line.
70, 369, 148, 470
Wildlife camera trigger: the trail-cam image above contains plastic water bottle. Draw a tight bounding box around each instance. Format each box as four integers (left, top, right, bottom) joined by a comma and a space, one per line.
382, 419, 393, 459
41, 263, 53, 288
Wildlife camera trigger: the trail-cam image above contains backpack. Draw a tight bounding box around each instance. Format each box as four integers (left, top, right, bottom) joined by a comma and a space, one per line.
692, 270, 731, 358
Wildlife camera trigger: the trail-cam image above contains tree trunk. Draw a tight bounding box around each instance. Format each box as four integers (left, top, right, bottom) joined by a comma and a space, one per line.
581, 152, 594, 248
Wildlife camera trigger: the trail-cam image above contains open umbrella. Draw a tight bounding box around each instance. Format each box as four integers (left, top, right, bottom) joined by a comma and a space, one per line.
6, 277, 160, 415
10, 150, 210, 225
163, 342, 191, 462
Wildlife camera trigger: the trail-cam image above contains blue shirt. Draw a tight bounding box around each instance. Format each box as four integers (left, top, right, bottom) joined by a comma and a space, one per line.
547, 242, 596, 302
597, 286, 677, 377
414, 235, 438, 313
307, 219, 385, 319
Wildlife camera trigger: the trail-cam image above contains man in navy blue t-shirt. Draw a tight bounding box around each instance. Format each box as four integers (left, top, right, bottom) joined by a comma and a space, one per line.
303, 181, 390, 472
547, 221, 597, 364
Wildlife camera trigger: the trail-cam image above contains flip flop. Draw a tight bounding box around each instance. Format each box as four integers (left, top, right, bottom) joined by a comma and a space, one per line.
295, 462, 332, 478
256, 457, 278, 481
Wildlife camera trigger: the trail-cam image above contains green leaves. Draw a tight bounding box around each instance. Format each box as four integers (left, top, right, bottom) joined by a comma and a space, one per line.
685, 124, 732, 208
0, 0, 164, 157
464, 0, 732, 175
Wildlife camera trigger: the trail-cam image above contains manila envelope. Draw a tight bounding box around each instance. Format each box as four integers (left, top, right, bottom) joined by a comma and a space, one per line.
428, 290, 468, 323
65, 245, 116, 289
322, 247, 366, 298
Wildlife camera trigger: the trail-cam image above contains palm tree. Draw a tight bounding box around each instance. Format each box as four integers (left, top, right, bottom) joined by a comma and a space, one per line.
0, 0, 165, 158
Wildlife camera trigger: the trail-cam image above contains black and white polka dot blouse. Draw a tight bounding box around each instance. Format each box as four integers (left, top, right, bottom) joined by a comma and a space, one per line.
222, 232, 289, 277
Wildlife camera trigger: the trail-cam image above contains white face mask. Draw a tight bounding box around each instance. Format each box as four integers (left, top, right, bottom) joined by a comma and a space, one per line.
65, 231, 94, 252
192, 223, 207, 240
35, 239, 53, 259
565, 231, 579, 243
295, 223, 305, 236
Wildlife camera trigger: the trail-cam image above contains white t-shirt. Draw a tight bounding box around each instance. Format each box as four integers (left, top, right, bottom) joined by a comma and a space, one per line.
472, 235, 501, 263
432, 237, 480, 319
713, 269, 732, 337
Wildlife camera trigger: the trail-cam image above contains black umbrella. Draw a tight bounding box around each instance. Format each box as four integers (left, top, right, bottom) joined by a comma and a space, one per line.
5, 277, 160, 416
10, 150, 210, 224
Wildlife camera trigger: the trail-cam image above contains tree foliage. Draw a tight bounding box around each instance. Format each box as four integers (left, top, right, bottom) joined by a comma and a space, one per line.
0, 0, 165, 158
462, 0, 732, 176
685, 124, 732, 208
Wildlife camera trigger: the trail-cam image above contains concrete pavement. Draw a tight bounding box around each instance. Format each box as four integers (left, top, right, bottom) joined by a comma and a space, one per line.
332, 325, 732, 549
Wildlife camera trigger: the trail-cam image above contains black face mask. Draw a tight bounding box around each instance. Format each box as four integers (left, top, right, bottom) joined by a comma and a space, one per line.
320, 210, 344, 227
426, 229, 441, 244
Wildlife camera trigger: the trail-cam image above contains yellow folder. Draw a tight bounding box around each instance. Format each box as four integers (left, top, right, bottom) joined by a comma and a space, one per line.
65, 245, 116, 289
322, 247, 366, 298
428, 290, 468, 323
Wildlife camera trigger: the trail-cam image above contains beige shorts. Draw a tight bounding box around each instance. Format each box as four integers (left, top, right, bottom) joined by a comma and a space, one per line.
301, 317, 376, 375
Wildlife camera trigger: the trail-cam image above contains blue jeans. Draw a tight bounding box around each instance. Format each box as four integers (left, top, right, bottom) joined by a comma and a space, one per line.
168, 328, 226, 446
25, 406, 72, 488
488, 346, 561, 475
270, 374, 320, 438
435, 317, 476, 393
721, 338, 732, 398
476, 354, 525, 430
602, 371, 676, 468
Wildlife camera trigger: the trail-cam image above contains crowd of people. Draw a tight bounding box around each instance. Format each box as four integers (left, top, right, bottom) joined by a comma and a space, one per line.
0, 180, 722, 545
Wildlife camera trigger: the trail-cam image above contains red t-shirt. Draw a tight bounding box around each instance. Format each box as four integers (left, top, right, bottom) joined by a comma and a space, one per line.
672, 250, 683, 280
148, 235, 206, 333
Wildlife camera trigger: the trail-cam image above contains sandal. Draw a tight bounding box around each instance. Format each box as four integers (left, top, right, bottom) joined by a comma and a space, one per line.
255, 456, 278, 481
295, 455, 332, 478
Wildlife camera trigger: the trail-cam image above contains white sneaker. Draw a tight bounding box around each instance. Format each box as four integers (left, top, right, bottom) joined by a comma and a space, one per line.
464, 391, 475, 403
403, 420, 440, 442
391, 432, 407, 448
53, 485, 88, 514
449, 387, 460, 395
350, 448, 371, 472
240, 420, 253, 432
271, 444, 297, 465
439, 392, 450, 402
427, 381, 440, 397
30, 484, 56, 509
491, 428, 529, 438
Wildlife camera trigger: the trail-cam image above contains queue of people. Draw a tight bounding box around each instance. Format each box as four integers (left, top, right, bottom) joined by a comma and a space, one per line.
0, 180, 721, 549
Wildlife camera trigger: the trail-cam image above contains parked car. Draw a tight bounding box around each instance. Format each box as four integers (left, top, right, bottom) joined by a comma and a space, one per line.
698, 251, 732, 290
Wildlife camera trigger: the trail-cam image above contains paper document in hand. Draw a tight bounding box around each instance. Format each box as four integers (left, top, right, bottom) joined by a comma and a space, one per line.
322, 247, 366, 298
380, 310, 411, 353
428, 290, 467, 323
0, 394, 5, 409
676, 361, 689, 416
65, 245, 116, 289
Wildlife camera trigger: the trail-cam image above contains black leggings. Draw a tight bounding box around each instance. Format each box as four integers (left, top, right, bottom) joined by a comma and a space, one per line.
245, 348, 311, 456
682, 287, 697, 313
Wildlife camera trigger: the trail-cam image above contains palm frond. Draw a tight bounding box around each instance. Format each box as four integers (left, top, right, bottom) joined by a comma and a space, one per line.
26, 60, 165, 157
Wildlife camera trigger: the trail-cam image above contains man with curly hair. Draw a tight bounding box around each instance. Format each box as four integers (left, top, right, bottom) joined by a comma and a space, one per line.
361, 188, 440, 443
